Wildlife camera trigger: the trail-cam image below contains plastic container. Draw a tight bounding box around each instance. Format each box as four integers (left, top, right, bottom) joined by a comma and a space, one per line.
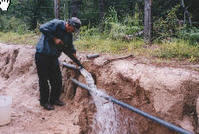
0, 96, 12, 126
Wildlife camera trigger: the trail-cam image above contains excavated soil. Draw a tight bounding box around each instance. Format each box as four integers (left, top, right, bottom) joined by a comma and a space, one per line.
0, 43, 199, 134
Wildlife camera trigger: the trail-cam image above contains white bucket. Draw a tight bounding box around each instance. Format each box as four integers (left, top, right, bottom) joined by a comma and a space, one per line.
0, 96, 12, 126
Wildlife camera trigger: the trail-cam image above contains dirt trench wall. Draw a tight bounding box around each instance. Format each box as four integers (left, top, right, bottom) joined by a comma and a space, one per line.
63, 55, 199, 134
1, 43, 199, 134
0, 44, 36, 79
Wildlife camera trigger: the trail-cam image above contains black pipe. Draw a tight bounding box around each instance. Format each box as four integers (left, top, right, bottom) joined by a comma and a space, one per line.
86, 54, 100, 59
71, 78, 193, 134
62, 62, 80, 71
71, 78, 92, 91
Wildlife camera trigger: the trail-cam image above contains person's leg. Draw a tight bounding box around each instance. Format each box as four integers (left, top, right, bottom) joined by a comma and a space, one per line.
49, 57, 65, 106
35, 53, 54, 110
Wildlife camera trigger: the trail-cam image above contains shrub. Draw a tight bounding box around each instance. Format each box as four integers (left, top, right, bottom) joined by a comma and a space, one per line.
177, 26, 199, 45
109, 22, 126, 40
189, 33, 199, 45
102, 7, 143, 40
0, 15, 29, 34
80, 26, 100, 37
153, 5, 180, 41
153, 40, 199, 60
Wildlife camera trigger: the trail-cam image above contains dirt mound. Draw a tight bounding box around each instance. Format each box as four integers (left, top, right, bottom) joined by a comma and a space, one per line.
0, 43, 199, 134
74, 56, 199, 134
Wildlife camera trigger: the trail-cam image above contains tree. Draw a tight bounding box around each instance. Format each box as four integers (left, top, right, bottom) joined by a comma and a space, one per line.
54, 0, 60, 18
181, 0, 192, 26
98, 0, 105, 21
70, 0, 82, 17
144, 0, 152, 44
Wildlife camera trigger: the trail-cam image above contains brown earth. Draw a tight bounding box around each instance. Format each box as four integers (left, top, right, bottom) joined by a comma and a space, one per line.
0, 43, 199, 134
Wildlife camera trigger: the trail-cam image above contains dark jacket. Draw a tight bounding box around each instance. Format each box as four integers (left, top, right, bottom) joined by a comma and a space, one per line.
36, 19, 76, 57
36, 19, 83, 67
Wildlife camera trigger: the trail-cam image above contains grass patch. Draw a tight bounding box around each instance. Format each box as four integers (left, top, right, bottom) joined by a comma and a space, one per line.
75, 36, 144, 54
152, 40, 199, 61
0, 32, 198, 62
0, 32, 39, 46
76, 36, 199, 62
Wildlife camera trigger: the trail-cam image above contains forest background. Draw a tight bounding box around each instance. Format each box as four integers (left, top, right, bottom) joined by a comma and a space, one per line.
0, 0, 199, 62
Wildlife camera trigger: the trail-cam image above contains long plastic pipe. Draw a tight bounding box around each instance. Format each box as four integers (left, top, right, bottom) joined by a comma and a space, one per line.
86, 54, 100, 59
71, 78, 193, 134
62, 62, 80, 71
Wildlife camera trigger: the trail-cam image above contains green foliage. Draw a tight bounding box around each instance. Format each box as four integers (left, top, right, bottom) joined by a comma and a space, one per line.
153, 5, 180, 41
102, 7, 143, 40
79, 7, 142, 41
103, 7, 119, 33
0, 32, 39, 45
80, 26, 100, 38
104, 7, 119, 24
108, 23, 125, 40
189, 33, 199, 45
0, 0, 55, 33
78, 0, 100, 25
75, 35, 143, 54
123, 14, 143, 35
177, 26, 199, 45
153, 3, 199, 45
152, 0, 179, 18
153, 40, 199, 60
0, 16, 29, 34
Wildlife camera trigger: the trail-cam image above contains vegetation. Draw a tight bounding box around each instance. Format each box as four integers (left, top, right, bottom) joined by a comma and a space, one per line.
0, 0, 199, 62
0, 32, 39, 45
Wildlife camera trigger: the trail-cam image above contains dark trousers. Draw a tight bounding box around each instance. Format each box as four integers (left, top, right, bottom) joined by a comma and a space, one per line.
35, 52, 62, 105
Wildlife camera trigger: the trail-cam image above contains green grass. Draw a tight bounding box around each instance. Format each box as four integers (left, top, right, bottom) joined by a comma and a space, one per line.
152, 40, 199, 61
0, 32, 39, 45
0, 31, 199, 62
75, 36, 144, 54
76, 36, 199, 62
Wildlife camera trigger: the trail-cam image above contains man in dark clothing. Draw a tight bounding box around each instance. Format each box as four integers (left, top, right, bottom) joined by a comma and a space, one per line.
35, 17, 83, 110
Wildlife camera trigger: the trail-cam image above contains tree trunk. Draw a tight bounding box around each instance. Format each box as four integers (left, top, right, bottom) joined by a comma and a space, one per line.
181, 0, 192, 26
31, 0, 41, 30
98, 0, 105, 21
70, 0, 82, 17
144, 0, 152, 44
54, 0, 60, 19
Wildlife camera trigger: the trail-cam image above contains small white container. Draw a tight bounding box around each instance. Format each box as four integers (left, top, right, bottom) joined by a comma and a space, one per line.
0, 96, 12, 126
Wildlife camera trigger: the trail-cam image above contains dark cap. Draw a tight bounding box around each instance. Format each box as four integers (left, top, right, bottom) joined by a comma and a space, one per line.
68, 17, 81, 30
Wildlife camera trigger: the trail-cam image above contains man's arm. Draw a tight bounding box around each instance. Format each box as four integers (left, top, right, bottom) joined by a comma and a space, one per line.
40, 19, 60, 41
68, 53, 84, 68
62, 48, 84, 68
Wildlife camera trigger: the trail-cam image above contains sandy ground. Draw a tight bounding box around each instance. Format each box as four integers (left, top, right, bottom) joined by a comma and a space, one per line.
0, 75, 81, 134
0, 44, 81, 134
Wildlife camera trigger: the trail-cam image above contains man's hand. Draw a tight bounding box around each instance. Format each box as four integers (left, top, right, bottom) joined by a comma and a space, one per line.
73, 53, 77, 58
53, 37, 63, 45
72, 53, 84, 69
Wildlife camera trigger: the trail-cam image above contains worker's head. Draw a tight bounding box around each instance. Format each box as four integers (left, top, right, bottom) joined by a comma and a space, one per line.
66, 17, 81, 33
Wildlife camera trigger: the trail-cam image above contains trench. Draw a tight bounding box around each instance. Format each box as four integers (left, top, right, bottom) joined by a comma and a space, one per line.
79, 68, 136, 134
63, 63, 193, 134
